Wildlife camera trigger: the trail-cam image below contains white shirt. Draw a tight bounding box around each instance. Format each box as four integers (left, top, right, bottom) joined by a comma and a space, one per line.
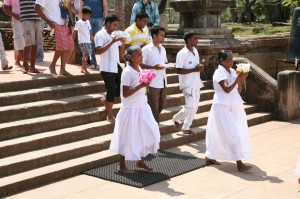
95, 27, 122, 73
35, 0, 65, 25
176, 46, 204, 90
120, 65, 147, 108
142, 42, 168, 88
212, 65, 244, 107
74, 19, 91, 44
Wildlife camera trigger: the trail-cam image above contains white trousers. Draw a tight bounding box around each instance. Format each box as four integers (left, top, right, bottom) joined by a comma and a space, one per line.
173, 88, 200, 130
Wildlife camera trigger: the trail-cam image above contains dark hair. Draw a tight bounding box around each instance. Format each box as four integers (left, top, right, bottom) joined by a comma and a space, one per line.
81, 6, 92, 14
135, 11, 149, 21
104, 15, 120, 24
183, 32, 196, 44
151, 26, 165, 39
217, 50, 233, 65
124, 45, 141, 65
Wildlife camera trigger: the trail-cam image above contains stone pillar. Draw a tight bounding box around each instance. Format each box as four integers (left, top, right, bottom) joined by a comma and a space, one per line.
276, 70, 300, 121
114, 0, 136, 31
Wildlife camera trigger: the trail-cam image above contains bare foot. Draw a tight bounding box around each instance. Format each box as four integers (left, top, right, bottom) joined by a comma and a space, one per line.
205, 157, 221, 165
118, 167, 133, 173
81, 69, 89, 75
173, 120, 180, 129
59, 71, 71, 76
21, 66, 28, 74
49, 65, 57, 75
136, 162, 153, 172
28, 67, 41, 73
106, 116, 115, 123
182, 129, 196, 135
237, 163, 252, 172
2, 65, 13, 70
15, 61, 22, 68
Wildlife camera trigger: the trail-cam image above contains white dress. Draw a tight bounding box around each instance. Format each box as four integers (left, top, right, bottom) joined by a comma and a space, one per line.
296, 156, 300, 178
205, 65, 252, 161
109, 65, 160, 160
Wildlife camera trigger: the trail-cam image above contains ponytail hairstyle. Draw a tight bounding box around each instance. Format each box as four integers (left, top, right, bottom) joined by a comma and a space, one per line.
217, 50, 233, 65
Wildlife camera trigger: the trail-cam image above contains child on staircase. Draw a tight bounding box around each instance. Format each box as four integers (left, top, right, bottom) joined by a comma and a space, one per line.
73, 6, 93, 74
109, 46, 160, 173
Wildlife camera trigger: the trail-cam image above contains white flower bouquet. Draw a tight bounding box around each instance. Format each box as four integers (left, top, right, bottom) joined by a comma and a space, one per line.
111, 31, 130, 40
236, 63, 251, 91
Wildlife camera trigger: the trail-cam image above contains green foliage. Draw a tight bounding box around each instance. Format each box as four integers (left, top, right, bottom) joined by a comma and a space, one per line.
281, 0, 299, 10
226, 22, 291, 35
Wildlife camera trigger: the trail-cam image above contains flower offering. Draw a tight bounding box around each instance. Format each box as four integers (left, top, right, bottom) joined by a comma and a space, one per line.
139, 70, 157, 94
236, 63, 251, 91
236, 63, 251, 73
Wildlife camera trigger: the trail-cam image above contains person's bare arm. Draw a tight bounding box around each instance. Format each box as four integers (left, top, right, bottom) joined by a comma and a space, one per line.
176, 65, 202, 74
119, 39, 126, 63
2, 4, 20, 20
123, 84, 146, 98
34, 4, 55, 29
102, 0, 108, 17
72, 30, 77, 41
96, 37, 123, 55
140, 63, 164, 70
218, 72, 246, 93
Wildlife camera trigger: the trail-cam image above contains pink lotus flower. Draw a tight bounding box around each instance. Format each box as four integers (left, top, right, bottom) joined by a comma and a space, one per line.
139, 70, 157, 94
139, 69, 157, 84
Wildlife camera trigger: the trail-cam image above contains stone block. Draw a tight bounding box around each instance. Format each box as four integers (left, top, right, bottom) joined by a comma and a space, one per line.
276, 70, 300, 121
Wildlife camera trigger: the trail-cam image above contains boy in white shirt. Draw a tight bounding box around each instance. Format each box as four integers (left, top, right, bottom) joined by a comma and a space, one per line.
172, 32, 204, 135
94, 15, 125, 122
73, 6, 93, 74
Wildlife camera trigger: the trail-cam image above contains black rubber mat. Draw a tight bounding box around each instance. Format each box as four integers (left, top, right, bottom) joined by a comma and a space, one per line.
83, 150, 211, 188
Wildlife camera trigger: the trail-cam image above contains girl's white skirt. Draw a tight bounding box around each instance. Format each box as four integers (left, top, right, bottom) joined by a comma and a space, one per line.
296, 156, 300, 178
205, 103, 252, 161
109, 104, 160, 160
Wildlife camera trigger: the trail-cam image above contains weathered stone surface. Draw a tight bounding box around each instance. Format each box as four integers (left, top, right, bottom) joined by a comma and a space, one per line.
276, 70, 300, 121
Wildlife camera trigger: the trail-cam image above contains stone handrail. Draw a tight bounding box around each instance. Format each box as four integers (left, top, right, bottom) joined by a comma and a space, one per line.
234, 57, 277, 112
234, 58, 300, 121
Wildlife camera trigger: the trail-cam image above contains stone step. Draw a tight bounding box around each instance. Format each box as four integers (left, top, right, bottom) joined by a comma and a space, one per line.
0, 81, 104, 107
0, 90, 215, 141
0, 81, 212, 124
0, 111, 272, 198
0, 99, 218, 158
0, 105, 262, 177
0, 94, 102, 123
0, 74, 102, 93
0, 74, 189, 108
0, 101, 259, 158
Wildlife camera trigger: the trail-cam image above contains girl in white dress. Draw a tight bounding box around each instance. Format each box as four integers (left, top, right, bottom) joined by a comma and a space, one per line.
204, 50, 253, 172
109, 46, 160, 173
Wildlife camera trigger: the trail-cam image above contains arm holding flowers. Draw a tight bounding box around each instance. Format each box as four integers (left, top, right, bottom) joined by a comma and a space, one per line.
219, 72, 247, 94
123, 83, 148, 98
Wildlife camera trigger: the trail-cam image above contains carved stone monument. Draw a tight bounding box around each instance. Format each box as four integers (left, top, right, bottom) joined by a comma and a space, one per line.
169, 0, 233, 39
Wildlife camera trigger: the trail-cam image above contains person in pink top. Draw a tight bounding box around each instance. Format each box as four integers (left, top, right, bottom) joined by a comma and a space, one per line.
2, 0, 25, 68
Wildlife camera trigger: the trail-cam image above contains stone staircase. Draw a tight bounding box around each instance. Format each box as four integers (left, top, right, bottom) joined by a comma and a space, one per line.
0, 71, 273, 197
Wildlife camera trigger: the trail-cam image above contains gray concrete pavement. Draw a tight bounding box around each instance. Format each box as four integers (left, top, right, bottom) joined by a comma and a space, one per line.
5, 119, 300, 199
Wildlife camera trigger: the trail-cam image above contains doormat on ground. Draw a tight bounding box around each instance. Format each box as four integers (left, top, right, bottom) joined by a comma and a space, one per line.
83, 150, 211, 188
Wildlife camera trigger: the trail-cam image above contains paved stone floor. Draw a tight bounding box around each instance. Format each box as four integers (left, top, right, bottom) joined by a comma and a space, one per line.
5, 118, 300, 198
2, 50, 300, 199
0, 50, 99, 83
